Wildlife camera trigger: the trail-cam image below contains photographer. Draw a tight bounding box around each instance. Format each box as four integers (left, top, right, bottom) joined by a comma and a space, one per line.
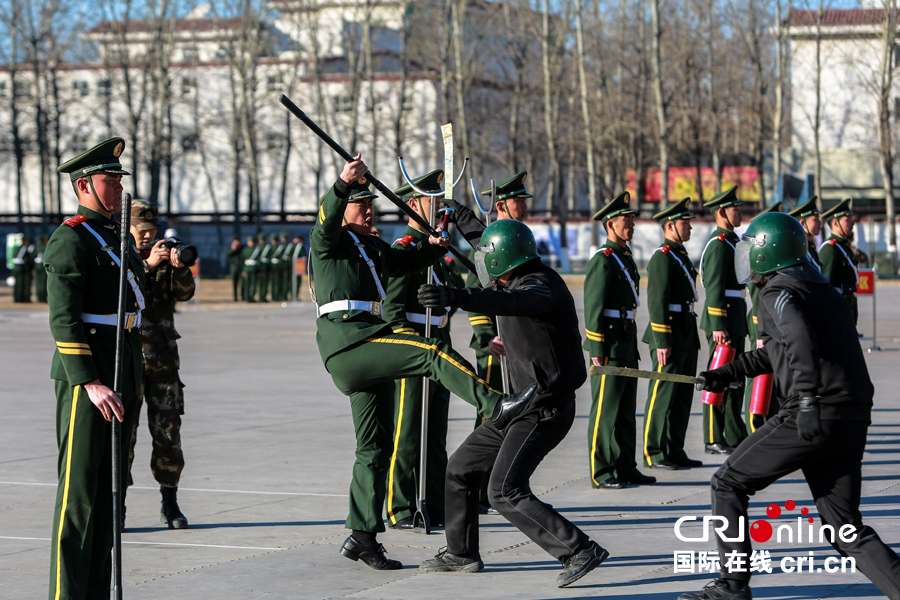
126, 200, 195, 529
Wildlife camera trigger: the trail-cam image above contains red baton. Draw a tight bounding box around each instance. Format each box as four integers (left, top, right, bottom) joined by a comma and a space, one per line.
702, 344, 736, 407
749, 373, 774, 415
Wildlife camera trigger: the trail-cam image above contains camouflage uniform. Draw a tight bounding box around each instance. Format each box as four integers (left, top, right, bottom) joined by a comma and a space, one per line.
127, 260, 195, 488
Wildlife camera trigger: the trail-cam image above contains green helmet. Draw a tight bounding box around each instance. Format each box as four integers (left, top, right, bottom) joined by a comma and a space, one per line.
735, 212, 808, 284
475, 219, 539, 285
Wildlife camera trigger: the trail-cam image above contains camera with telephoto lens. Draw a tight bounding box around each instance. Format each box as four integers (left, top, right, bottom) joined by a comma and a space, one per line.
139, 237, 198, 267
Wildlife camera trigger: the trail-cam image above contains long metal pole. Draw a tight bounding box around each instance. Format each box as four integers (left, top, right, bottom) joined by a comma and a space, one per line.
112, 192, 132, 600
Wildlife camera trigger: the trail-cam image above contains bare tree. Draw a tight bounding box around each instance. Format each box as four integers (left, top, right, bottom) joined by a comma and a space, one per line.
813, 0, 825, 200
737, 0, 770, 206
0, 0, 26, 228
706, 0, 721, 193
773, 0, 789, 198
650, 0, 669, 205
575, 0, 599, 244
876, 0, 898, 250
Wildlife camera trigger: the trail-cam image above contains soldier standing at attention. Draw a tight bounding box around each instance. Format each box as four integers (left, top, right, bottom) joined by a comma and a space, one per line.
383, 169, 455, 530
819, 199, 860, 325
257, 234, 271, 302
310, 155, 535, 570
267, 233, 282, 301
290, 234, 305, 301
241, 236, 259, 302
641, 198, 703, 471
277, 232, 292, 301
584, 192, 656, 489
45, 138, 144, 599
126, 200, 195, 530
227, 236, 243, 302
11, 235, 34, 303
34, 235, 49, 302
788, 196, 822, 270
699, 185, 747, 455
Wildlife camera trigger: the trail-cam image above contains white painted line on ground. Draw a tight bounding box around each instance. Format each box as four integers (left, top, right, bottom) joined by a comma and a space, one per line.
0, 536, 284, 551
0, 481, 348, 498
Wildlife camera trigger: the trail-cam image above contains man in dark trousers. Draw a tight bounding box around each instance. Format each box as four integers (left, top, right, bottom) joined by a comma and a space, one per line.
680, 212, 900, 600
417, 219, 606, 588
227, 237, 243, 301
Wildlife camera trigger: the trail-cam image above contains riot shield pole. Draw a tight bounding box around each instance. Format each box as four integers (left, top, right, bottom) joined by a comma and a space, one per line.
112, 192, 132, 600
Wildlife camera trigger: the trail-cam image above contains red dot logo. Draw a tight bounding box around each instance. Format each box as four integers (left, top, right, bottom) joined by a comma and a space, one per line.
808, 517, 814, 523
767, 504, 781, 519
801, 507, 809, 516
785, 500, 796, 511
750, 520, 773, 543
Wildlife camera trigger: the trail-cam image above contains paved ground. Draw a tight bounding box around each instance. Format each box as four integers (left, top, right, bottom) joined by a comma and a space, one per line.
2, 283, 900, 600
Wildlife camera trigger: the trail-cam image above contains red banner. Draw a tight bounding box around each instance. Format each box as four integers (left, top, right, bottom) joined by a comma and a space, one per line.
189, 259, 201, 278
294, 257, 307, 276
857, 269, 874, 295
625, 167, 761, 203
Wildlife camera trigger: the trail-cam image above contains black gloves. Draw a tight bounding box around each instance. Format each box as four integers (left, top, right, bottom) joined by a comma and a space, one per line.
698, 369, 732, 393
417, 284, 458, 309
796, 396, 823, 442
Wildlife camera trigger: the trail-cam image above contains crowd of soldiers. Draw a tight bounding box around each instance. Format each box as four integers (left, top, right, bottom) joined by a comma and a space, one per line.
34, 134, 897, 600
227, 232, 306, 303
7, 235, 49, 303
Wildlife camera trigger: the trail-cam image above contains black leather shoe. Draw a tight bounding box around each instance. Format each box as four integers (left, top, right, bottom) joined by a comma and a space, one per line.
623, 471, 657, 484
673, 457, 704, 468
492, 383, 538, 429
160, 487, 188, 529
557, 541, 609, 587
340, 535, 402, 570
390, 517, 415, 530
419, 548, 483, 572
705, 443, 735, 455
649, 460, 679, 470
598, 477, 626, 489
677, 578, 752, 599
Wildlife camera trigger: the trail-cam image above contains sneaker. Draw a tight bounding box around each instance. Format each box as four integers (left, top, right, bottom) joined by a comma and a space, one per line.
556, 541, 609, 587
678, 578, 752, 599
419, 548, 484, 573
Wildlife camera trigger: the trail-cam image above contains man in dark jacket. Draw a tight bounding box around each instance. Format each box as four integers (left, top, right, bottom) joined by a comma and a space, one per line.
417, 219, 606, 589
679, 212, 900, 600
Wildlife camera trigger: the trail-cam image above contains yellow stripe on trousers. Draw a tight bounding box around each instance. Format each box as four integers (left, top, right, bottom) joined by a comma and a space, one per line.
386, 378, 406, 524
589, 357, 608, 487
486, 355, 494, 384
363, 336, 495, 391
709, 402, 714, 443
55, 385, 80, 600
643, 364, 664, 467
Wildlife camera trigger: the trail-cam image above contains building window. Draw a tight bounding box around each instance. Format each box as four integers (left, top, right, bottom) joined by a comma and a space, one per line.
73, 81, 89, 97
334, 95, 353, 113
182, 46, 200, 63
181, 133, 198, 152
182, 77, 197, 96
267, 75, 282, 93
97, 79, 112, 97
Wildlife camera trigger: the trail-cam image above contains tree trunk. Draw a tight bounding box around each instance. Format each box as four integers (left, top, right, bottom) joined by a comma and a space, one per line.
706, 0, 721, 193
452, 0, 470, 161
541, 0, 560, 222
878, 0, 898, 250
813, 0, 824, 200
773, 0, 787, 201
650, 0, 668, 206
575, 0, 599, 245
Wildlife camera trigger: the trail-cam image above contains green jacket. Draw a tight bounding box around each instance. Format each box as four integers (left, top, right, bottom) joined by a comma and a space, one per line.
241, 244, 261, 272
641, 240, 700, 352
582, 240, 641, 361
44, 205, 145, 396
227, 244, 243, 275
746, 282, 761, 342
807, 240, 821, 271
699, 227, 747, 338
819, 233, 858, 295
310, 180, 447, 365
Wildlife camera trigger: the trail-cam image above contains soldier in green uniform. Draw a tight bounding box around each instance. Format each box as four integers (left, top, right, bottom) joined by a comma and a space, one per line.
743, 202, 783, 435
290, 234, 306, 301
11, 235, 34, 302
274, 232, 290, 301
819, 199, 859, 325
264, 233, 279, 301
788, 196, 822, 271
126, 200, 195, 530
45, 138, 144, 600
34, 235, 49, 302
241, 236, 259, 302
227, 237, 243, 301
584, 192, 656, 489
699, 185, 747, 454
383, 169, 456, 530
641, 198, 703, 471
256, 234, 271, 302
312, 156, 534, 570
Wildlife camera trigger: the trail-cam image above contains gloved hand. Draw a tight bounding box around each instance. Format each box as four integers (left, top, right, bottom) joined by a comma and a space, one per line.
417, 284, 458, 309
796, 396, 823, 442
698, 369, 732, 393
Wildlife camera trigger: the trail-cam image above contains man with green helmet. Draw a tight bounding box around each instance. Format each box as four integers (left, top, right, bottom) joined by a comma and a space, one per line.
417, 219, 607, 588
699, 185, 748, 455
680, 212, 900, 600
819, 199, 860, 325
309, 155, 535, 571
583, 192, 656, 489
787, 195, 822, 270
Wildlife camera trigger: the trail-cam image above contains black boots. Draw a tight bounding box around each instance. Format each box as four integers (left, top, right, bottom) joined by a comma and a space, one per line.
492, 383, 538, 429
340, 535, 402, 570
160, 486, 188, 529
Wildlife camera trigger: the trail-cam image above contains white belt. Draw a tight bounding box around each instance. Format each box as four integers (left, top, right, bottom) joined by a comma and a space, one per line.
725, 289, 744, 298
668, 303, 694, 312
603, 308, 635, 319
12, 259, 25, 264
406, 312, 448, 328
317, 300, 381, 318
81, 312, 142, 330
244, 260, 257, 266
34, 258, 42, 264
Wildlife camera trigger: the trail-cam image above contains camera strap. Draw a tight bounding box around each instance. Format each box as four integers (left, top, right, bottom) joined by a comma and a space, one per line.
80, 222, 146, 310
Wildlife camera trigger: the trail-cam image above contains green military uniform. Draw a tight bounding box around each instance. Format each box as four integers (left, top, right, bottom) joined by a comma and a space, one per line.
274, 233, 289, 301
788, 196, 821, 271
583, 192, 643, 487
641, 199, 701, 468
310, 175, 504, 534
257, 235, 271, 302
126, 202, 195, 519
46, 138, 144, 600
699, 186, 747, 449
227, 238, 243, 301
241, 238, 260, 302
11, 236, 34, 302
819, 199, 859, 325
34, 236, 49, 302
742, 202, 784, 435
